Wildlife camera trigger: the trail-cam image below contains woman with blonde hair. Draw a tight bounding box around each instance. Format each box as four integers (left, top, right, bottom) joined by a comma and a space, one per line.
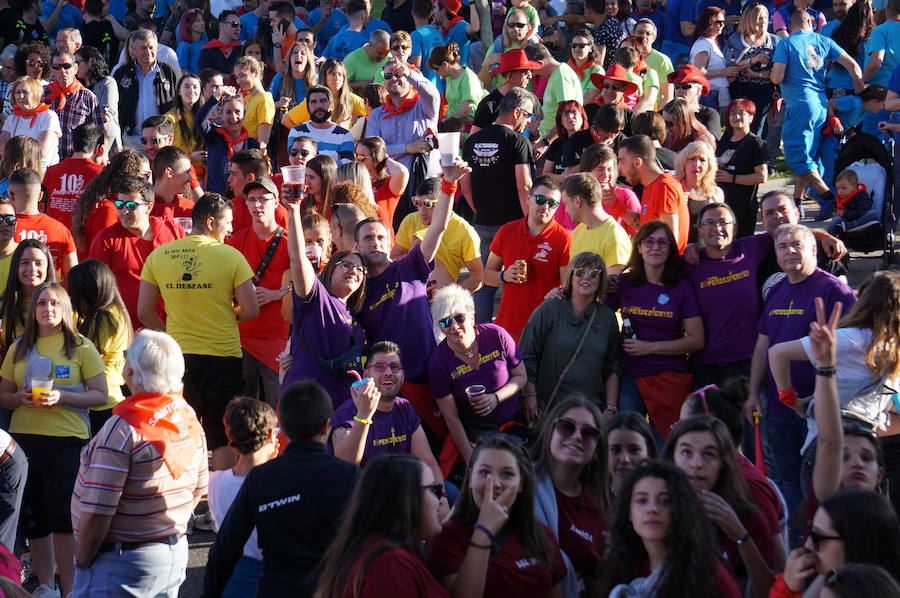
0, 77, 61, 168
675, 141, 724, 242
271, 42, 316, 109
723, 3, 777, 134
663, 98, 716, 153
330, 181, 378, 220
281, 58, 365, 130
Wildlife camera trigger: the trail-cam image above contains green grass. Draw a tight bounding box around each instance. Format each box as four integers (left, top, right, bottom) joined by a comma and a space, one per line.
771, 152, 793, 179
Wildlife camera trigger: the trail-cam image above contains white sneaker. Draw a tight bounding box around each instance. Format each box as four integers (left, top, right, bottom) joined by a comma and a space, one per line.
33, 584, 61, 598
192, 510, 215, 532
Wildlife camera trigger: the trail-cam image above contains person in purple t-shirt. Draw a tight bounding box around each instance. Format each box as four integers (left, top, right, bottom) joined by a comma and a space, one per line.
428, 284, 526, 463
682, 203, 771, 388
330, 340, 444, 484
281, 194, 367, 409
354, 159, 468, 440
748, 222, 856, 524
604, 221, 704, 442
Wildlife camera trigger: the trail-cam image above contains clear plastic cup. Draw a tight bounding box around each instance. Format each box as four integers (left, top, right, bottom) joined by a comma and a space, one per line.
437, 132, 460, 167
174, 217, 193, 234
30, 378, 52, 405
465, 384, 486, 405
282, 166, 307, 202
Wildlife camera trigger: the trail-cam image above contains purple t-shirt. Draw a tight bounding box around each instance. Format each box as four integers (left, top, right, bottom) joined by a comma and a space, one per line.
331, 397, 422, 465
758, 268, 857, 415
359, 244, 435, 380
428, 323, 522, 426
605, 277, 702, 378
284, 278, 366, 409
683, 233, 771, 365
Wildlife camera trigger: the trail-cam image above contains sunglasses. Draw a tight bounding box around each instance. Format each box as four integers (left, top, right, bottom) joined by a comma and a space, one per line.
391, 44, 410, 51
713, 19, 725, 24
808, 529, 842, 551
601, 83, 625, 91
533, 194, 559, 208
383, 72, 401, 80
26, 59, 45, 66
641, 237, 670, 249
438, 313, 467, 329
0, 214, 16, 226
422, 483, 443, 499
554, 417, 602, 443
369, 361, 404, 373
507, 21, 528, 28
573, 267, 601, 279
225, 20, 241, 27
51, 63, 74, 70
290, 148, 312, 157
113, 199, 150, 211
412, 197, 437, 208
141, 137, 164, 146
675, 83, 696, 90
335, 260, 367, 275
518, 107, 533, 119
571, 42, 590, 49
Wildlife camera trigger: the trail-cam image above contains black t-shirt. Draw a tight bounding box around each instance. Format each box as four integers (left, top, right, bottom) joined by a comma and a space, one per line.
13, 15, 47, 44
697, 105, 722, 140
544, 137, 568, 174
584, 103, 634, 136
80, 20, 120, 68
462, 124, 534, 226
656, 147, 677, 172
716, 133, 768, 211
472, 88, 504, 130
380, 0, 415, 36
561, 130, 625, 168
0, 7, 20, 46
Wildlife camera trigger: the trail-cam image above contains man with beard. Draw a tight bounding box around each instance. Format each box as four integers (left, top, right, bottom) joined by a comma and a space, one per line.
287, 85, 354, 163
330, 341, 443, 484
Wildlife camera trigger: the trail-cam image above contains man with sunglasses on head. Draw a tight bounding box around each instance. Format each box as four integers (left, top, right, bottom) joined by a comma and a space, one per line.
484, 175, 572, 342
562, 172, 631, 274
88, 176, 184, 327
43, 122, 105, 228
227, 149, 288, 233
200, 10, 243, 78
44, 50, 104, 159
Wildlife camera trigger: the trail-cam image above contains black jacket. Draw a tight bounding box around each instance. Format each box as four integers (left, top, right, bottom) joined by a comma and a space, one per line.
201, 441, 359, 598
113, 61, 180, 135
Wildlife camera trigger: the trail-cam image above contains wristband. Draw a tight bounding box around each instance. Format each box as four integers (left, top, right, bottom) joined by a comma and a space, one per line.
777, 387, 797, 407
441, 176, 458, 196
735, 532, 752, 545
604, 405, 619, 414
469, 540, 491, 549
498, 268, 506, 285
352, 415, 373, 425
815, 365, 837, 377
473, 523, 494, 542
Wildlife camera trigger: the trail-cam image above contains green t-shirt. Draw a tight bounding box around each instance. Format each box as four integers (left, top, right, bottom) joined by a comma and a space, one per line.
645, 49, 674, 108
344, 46, 388, 84
540, 62, 584, 136
446, 67, 487, 121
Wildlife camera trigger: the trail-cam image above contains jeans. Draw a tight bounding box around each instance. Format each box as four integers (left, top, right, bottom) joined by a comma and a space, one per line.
827, 211, 880, 234
222, 556, 262, 598
691, 359, 751, 388
72, 535, 188, 598
472, 224, 502, 323
0, 445, 26, 553
765, 410, 807, 544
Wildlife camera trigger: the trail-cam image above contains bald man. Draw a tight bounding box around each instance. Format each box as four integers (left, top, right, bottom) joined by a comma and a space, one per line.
344, 29, 391, 90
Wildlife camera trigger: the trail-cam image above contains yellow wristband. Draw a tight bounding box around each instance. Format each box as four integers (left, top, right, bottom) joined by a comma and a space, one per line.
353, 415, 373, 425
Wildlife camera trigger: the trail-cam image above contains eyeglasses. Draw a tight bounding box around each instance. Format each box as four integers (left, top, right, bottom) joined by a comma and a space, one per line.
51, 62, 74, 70
675, 83, 696, 90
391, 44, 410, 51
438, 313, 467, 329
335, 260, 367, 275
518, 107, 533, 119
383, 72, 400, 80
225, 20, 241, 27
641, 237, 670, 249
554, 417, 602, 443
422, 483, 443, 499
26, 59, 45, 67
573, 267, 601, 279
354, 152, 370, 161
0, 214, 16, 226
601, 83, 625, 92
412, 196, 437, 208
571, 42, 590, 49
808, 529, 842, 551
141, 137, 164, 146
368, 361, 404, 373
290, 148, 312, 157
507, 21, 528, 28
532, 194, 559, 208
113, 199, 151, 211
246, 194, 276, 204
701, 219, 734, 229
562, 110, 580, 118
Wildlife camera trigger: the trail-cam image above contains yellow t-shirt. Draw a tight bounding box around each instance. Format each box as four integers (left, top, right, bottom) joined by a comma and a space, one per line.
570, 218, 633, 269
243, 91, 276, 141
396, 212, 480, 280
285, 93, 367, 129
0, 332, 105, 439
81, 307, 129, 410
0, 249, 15, 293
141, 235, 254, 358
165, 109, 203, 153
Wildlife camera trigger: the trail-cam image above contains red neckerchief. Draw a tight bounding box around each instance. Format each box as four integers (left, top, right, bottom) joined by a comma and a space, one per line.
595, 96, 629, 110
215, 126, 250, 157
13, 103, 51, 126
633, 9, 655, 15
44, 79, 84, 111
112, 391, 203, 478
382, 88, 420, 119
441, 15, 464, 36
836, 183, 866, 209
203, 39, 241, 56
567, 58, 592, 82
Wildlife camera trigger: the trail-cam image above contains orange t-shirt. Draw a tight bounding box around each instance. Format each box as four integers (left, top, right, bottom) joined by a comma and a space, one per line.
151, 194, 194, 221
15, 212, 77, 278
640, 172, 689, 253
43, 157, 104, 227
374, 176, 402, 229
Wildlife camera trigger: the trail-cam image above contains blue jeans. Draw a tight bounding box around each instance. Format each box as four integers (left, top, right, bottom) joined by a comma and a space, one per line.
222, 556, 262, 598
765, 410, 807, 535
72, 535, 188, 598
473, 224, 502, 323
827, 211, 880, 234
0, 445, 27, 553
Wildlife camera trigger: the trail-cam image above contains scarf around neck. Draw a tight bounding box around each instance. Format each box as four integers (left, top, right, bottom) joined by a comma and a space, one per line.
215, 126, 250, 157
203, 39, 241, 56
45, 79, 84, 111
13, 102, 51, 126
382, 88, 420, 119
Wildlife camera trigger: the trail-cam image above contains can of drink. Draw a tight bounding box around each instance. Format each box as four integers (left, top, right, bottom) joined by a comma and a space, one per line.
515, 259, 527, 283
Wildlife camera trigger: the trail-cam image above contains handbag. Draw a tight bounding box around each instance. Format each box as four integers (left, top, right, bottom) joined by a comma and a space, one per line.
543, 305, 598, 411
841, 375, 898, 432
294, 334, 363, 384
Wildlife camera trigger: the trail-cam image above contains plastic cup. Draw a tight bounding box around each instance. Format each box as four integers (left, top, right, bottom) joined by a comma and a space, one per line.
174, 217, 193, 234
465, 384, 486, 405
282, 165, 307, 202
30, 378, 52, 404
437, 132, 460, 167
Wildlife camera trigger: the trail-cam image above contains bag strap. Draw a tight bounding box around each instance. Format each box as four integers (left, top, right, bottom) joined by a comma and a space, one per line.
252, 227, 284, 285
544, 305, 598, 411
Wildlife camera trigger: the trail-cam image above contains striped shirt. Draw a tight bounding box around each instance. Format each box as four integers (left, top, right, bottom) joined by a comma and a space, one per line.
287, 121, 355, 164
71, 414, 209, 542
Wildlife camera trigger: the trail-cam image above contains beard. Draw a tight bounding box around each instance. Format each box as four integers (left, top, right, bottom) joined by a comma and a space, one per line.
310, 109, 332, 124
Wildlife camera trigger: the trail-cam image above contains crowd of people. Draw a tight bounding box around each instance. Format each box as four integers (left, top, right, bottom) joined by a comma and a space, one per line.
0, 0, 893, 595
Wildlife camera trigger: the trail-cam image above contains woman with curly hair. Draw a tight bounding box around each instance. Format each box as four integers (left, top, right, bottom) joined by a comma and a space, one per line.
598, 460, 741, 597
827, 2, 874, 124
330, 182, 378, 219
75, 46, 121, 154
71, 149, 152, 255
542, 100, 588, 178
13, 41, 50, 82
674, 141, 724, 243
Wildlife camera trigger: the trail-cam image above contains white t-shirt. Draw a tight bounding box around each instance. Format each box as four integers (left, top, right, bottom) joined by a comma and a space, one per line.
690, 37, 730, 104
208, 469, 263, 561
1, 110, 61, 168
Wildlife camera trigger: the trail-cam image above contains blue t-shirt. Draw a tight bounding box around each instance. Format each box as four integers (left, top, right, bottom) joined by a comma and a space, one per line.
41, 0, 83, 34
443, 19, 471, 65
322, 28, 368, 60
308, 8, 348, 50
411, 24, 443, 87
269, 72, 307, 103
834, 94, 866, 129
176, 38, 207, 74
351, 17, 393, 37
664, 0, 695, 46
861, 107, 892, 141
820, 18, 839, 38
864, 20, 900, 87
824, 27, 863, 92
773, 30, 843, 101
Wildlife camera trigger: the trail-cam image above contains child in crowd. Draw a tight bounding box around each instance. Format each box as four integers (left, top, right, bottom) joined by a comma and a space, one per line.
828, 169, 874, 234
234, 56, 276, 148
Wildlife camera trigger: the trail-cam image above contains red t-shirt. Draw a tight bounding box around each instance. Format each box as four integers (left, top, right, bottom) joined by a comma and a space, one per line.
428, 520, 566, 597
82, 199, 120, 260
226, 226, 290, 371
555, 489, 606, 577
738, 453, 783, 537
88, 216, 185, 327
230, 196, 289, 234
490, 218, 571, 341
640, 172, 689, 253
15, 212, 77, 278
347, 540, 449, 598
374, 176, 402, 228
43, 157, 104, 227
718, 508, 778, 578
151, 193, 194, 220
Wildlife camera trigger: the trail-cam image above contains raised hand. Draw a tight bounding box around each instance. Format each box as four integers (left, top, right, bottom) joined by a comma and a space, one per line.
350, 377, 380, 421
808, 297, 841, 368
441, 157, 472, 183
474, 474, 516, 536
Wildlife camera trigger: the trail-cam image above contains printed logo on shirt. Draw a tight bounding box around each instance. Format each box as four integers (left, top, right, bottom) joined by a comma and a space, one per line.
717, 149, 735, 166
54, 365, 70, 379
472, 142, 500, 167
699, 269, 751, 289
515, 557, 540, 569
258, 492, 302, 512
533, 241, 553, 263
450, 349, 501, 379
805, 45, 824, 70
368, 281, 399, 311
569, 523, 594, 543
16, 229, 48, 244
621, 305, 674, 319
371, 427, 408, 447
768, 300, 805, 317
657, 293, 670, 305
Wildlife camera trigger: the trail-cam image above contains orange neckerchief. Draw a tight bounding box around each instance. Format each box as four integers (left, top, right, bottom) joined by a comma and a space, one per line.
567, 58, 592, 83
216, 126, 250, 157
13, 103, 51, 126
382, 88, 420, 119
45, 79, 84, 111
113, 392, 203, 478
442, 15, 464, 35
203, 39, 241, 56
836, 183, 867, 210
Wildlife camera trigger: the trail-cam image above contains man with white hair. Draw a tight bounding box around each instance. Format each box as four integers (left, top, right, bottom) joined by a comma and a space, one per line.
55, 27, 81, 54
71, 330, 208, 598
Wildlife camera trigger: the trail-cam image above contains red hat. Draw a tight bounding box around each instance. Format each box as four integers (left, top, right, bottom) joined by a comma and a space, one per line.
437, 0, 462, 15
590, 64, 640, 95
667, 64, 711, 96
490, 49, 543, 75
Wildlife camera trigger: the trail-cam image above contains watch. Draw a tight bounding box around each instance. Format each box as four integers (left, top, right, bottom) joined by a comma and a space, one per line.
279, 282, 293, 297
